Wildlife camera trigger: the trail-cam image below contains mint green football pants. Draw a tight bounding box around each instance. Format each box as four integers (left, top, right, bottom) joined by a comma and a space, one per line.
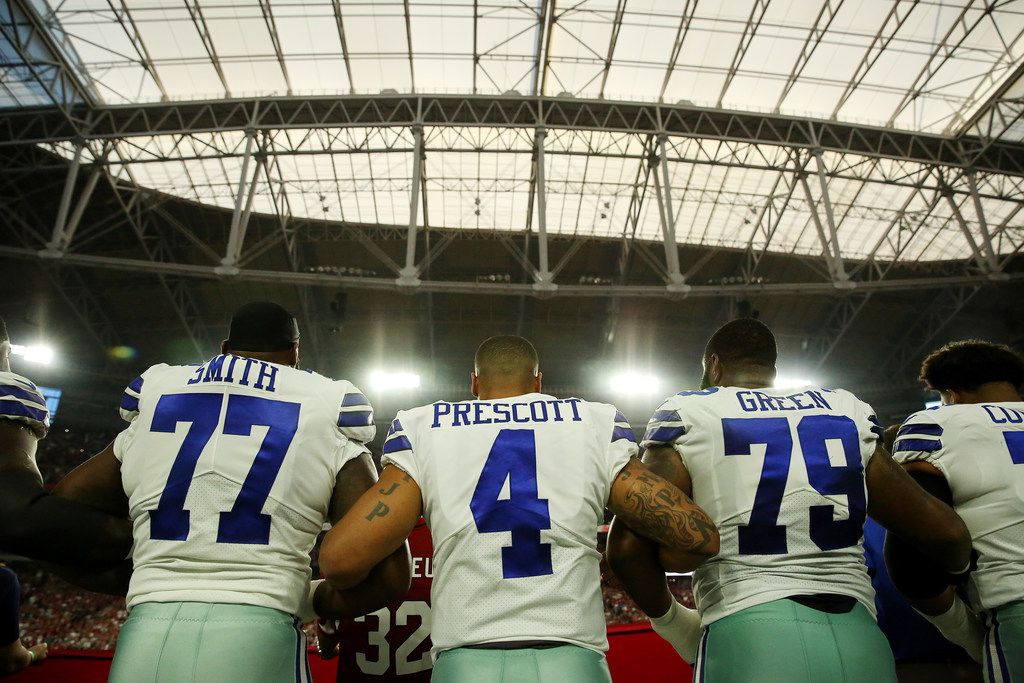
983, 600, 1024, 683
693, 599, 897, 683
109, 602, 311, 683
431, 644, 611, 683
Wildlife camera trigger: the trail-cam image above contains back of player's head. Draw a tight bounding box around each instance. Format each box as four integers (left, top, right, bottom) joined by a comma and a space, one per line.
224, 301, 300, 353
474, 335, 539, 383
704, 318, 777, 370
919, 340, 1024, 392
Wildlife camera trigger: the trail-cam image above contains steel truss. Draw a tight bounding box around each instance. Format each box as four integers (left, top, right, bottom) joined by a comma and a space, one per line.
3, 95, 1024, 177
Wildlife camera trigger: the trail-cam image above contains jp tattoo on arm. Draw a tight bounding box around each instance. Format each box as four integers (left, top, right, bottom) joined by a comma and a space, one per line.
615, 462, 717, 556
365, 472, 412, 521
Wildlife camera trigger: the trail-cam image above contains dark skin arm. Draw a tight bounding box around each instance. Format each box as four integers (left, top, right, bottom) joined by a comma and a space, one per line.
313, 455, 412, 619
0, 424, 132, 568
606, 446, 698, 618
881, 459, 963, 614
865, 445, 971, 574
47, 442, 132, 594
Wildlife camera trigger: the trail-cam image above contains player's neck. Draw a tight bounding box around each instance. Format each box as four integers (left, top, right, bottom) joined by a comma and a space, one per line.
958, 382, 1022, 404
476, 385, 538, 400
719, 372, 774, 389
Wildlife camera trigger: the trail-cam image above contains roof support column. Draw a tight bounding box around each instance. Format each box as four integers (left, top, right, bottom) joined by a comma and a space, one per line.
801, 150, 852, 288
398, 124, 424, 287
218, 127, 258, 275
965, 172, 1004, 277
533, 127, 556, 292
942, 178, 999, 277
654, 134, 689, 293
42, 140, 84, 256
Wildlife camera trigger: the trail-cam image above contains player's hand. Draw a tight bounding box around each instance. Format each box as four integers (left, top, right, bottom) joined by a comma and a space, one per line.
315, 620, 340, 660
0, 640, 47, 675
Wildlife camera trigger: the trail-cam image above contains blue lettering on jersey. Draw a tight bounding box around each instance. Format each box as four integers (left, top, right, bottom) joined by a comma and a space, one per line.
186, 356, 278, 393
430, 398, 584, 429
736, 389, 832, 413
983, 405, 1024, 424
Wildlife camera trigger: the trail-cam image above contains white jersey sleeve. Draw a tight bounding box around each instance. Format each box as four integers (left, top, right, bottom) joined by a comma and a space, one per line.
334, 381, 375, 446
113, 364, 168, 463
0, 370, 50, 438
890, 409, 945, 470
606, 407, 638, 491
379, 412, 417, 480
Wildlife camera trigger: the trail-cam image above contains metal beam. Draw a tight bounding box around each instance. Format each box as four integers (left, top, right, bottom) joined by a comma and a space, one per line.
2, 244, 1019, 300
218, 127, 258, 274
533, 127, 555, 292
4, 95, 1023, 176
398, 124, 425, 287
654, 135, 688, 292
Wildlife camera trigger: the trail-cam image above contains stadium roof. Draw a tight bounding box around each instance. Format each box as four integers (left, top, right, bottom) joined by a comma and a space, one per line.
1, 0, 1023, 267
1, 0, 1023, 412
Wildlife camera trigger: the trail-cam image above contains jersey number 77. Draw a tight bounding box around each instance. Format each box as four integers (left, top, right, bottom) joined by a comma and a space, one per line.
147, 392, 300, 545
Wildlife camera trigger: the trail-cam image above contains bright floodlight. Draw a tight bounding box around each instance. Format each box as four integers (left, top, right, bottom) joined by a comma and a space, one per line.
610, 372, 661, 395
369, 371, 421, 391
10, 344, 55, 365
774, 375, 816, 390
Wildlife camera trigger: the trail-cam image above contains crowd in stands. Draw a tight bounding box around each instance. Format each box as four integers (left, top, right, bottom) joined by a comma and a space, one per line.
12, 429, 683, 651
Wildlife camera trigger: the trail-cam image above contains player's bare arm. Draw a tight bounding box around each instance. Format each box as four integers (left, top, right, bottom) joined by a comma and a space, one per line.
606, 445, 706, 619
865, 443, 971, 573
319, 456, 415, 610
607, 456, 719, 567
0, 423, 132, 568
319, 463, 419, 592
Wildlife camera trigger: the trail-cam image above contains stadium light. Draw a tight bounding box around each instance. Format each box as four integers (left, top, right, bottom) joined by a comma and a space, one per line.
610, 372, 661, 395
10, 344, 55, 366
369, 370, 421, 391
774, 375, 816, 390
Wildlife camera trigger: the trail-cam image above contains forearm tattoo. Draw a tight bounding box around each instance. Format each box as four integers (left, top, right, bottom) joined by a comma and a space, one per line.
618, 465, 717, 554
365, 471, 413, 522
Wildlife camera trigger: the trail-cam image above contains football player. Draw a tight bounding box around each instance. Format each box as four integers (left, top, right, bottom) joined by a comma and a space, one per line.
319, 335, 719, 683
0, 317, 131, 566
887, 340, 1024, 681
607, 318, 972, 682
54, 301, 411, 682
318, 518, 434, 682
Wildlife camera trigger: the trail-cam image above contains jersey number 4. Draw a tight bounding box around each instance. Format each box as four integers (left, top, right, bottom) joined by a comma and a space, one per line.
470, 429, 554, 579
148, 392, 300, 545
724, 414, 866, 555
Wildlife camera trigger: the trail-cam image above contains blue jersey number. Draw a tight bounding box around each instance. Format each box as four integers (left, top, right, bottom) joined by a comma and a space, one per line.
469, 429, 553, 579
148, 392, 300, 545
723, 415, 866, 555
1005, 432, 1024, 465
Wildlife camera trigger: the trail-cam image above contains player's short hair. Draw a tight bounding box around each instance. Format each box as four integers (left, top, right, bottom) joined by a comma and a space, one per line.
474, 335, 539, 380
224, 301, 300, 352
705, 318, 777, 369
919, 340, 1024, 392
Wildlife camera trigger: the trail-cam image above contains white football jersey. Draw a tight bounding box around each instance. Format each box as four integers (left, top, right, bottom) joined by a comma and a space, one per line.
380, 393, 636, 655
114, 354, 375, 616
643, 386, 881, 625
892, 403, 1024, 611
0, 370, 50, 439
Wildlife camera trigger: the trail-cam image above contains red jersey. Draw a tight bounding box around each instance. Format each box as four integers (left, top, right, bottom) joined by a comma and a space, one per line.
336, 520, 433, 682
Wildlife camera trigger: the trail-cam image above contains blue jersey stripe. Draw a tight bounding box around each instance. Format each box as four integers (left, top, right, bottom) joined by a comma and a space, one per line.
897, 423, 943, 438
120, 393, 140, 412
611, 426, 637, 444
613, 410, 628, 424
0, 385, 45, 407
651, 409, 682, 423
643, 425, 686, 444
382, 435, 413, 455
893, 438, 942, 453
127, 376, 144, 393
0, 399, 47, 423
341, 392, 369, 407
386, 419, 404, 438
337, 410, 373, 428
